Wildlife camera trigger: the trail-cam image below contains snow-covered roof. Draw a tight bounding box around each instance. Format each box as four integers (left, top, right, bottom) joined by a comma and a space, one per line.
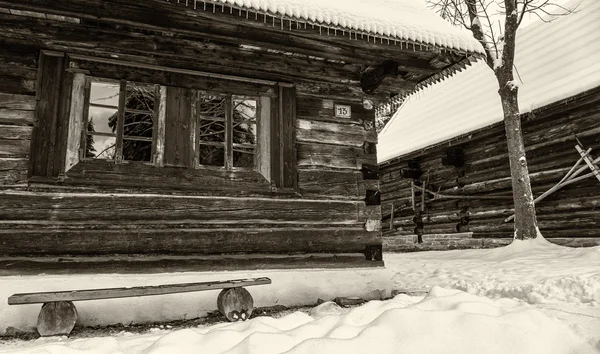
378, 0, 600, 163
169, 0, 484, 55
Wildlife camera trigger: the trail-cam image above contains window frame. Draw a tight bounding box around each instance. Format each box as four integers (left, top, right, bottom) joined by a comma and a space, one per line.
80, 77, 162, 166
29, 52, 297, 192
193, 91, 261, 172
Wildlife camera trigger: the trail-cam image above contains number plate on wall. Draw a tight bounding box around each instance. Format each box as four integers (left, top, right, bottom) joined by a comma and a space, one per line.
334, 104, 351, 118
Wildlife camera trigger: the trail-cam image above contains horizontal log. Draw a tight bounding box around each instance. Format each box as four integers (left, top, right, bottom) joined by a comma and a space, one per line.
466, 124, 600, 173
298, 169, 359, 199
443, 167, 572, 195
0, 157, 28, 185
0, 138, 30, 157
0, 92, 36, 110
0, 125, 32, 139
0, 63, 37, 95
296, 128, 374, 147
423, 212, 461, 224
296, 81, 388, 102
538, 218, 600, 230
297, 142, 362, 169
0, 219, 366, 229
547, 238, 600, 247
470, 232, 513, 239
358, 204, 381, 222
466, 208, 514, 220
464, 222, 514, 233
0, 38, 39, 68
297, 119, 375, 141
463, 107, 600, 162
0, 253, 384, 275
0, 108, 35, 125
473, 229, 600, 239
0, 157, 28, 171
386, 218, 415, 228
0, 190, 360, 223
380, 188, 413, 202
0, 227, 378, 256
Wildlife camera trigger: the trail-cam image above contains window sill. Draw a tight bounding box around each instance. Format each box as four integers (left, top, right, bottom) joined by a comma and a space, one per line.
29, 160, 301, 197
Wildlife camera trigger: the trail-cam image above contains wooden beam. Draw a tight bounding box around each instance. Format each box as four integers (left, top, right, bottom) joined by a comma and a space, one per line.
0, 254, 385, 276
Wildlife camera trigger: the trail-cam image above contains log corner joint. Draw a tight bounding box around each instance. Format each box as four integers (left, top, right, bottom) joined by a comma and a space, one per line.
364, 244, 383, 261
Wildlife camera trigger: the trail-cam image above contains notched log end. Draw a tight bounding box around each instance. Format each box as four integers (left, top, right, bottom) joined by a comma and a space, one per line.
364, 243, 382, 261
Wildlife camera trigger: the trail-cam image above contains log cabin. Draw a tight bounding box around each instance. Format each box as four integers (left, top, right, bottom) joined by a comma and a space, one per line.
0, 1, 485, 272
378, 0, 600, 251
0, 0, 490, 332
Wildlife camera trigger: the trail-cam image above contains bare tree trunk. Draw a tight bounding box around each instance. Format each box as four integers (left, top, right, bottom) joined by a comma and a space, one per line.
498, 80, 539, 240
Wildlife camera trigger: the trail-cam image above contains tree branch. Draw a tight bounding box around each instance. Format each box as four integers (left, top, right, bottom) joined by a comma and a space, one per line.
464, 0, 496, 70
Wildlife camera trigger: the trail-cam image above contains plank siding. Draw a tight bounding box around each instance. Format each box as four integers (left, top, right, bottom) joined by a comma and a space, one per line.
380, 87, 600, 251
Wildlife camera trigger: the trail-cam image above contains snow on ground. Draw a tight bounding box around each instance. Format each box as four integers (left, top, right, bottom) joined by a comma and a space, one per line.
1, 236, 599, 354
387, 236, 600, 306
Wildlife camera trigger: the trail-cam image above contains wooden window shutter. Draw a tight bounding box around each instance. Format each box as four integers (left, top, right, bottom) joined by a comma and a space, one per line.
272, 84, 297, 190
163, 86, 194, 168
29, 51, 68, 178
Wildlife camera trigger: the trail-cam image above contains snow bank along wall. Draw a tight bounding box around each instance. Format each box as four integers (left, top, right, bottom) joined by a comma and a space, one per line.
380, 86, 600, 251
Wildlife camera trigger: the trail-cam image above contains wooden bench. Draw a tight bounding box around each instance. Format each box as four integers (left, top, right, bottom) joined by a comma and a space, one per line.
8, 277, 271, 336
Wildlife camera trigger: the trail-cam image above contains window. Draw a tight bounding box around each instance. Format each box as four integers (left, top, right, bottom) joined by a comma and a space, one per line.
82, 78, 160, 163
196, 93, 258, 170
31, 52, 296, 190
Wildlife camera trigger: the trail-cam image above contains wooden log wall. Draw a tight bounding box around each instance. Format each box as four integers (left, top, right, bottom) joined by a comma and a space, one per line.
0, 5, 382, 273
380, 86, 600, 251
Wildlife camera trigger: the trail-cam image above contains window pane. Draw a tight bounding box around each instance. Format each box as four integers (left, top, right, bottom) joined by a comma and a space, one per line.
233, 147, 255, 168
124, 112, 153, 138
198, 145, 224, 167
88, 107, 118, 134
90, 81, 120, 107
88, 135, 116, 160
123, 139, 152, 162
126, 84, 156, 112
198, 119, 225, 143
233, 122, 257, 146
198, 93, 226, 120
233, 97, 257, 122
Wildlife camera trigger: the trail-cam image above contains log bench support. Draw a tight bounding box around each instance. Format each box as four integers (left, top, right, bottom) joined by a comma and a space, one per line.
8, 277, 271, 336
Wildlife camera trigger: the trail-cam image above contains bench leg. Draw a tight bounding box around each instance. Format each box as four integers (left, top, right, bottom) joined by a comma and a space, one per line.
37, 301, 78, 337
217, 287, 254, 322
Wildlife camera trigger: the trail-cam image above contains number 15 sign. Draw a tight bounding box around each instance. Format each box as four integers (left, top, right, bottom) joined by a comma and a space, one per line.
334, 104, 352, 118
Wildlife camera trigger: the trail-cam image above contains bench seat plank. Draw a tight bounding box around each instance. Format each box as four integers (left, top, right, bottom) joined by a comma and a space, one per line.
8, 277, 271, 305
